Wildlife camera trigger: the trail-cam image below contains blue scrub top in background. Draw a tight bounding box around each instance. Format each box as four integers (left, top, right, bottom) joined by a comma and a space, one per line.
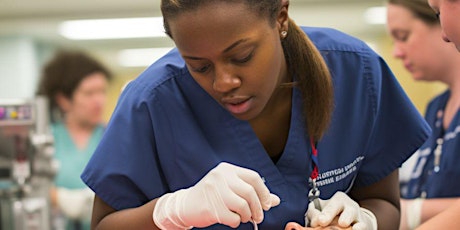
81, 27, 430, 229
404, 91, 460, 199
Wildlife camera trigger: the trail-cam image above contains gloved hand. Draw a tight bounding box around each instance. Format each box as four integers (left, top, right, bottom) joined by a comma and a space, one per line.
56, 187, 94, 220
305, 191, 377, 230
153, 162, 280, 230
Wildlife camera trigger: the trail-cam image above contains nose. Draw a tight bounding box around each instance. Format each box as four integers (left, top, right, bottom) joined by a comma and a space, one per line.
441, 31, 451, 43
392, 43, 404, 59
284, 222, 304, 230
212, 65, 241, 93
95, 90, 107, 106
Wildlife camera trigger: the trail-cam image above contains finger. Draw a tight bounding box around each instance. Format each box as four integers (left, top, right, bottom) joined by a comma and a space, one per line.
307, 202, 323, 227
352, 222, 367, 230
225, 178, 262, 223
216, 209, 243, 229
319, 192, 350, 226
234, 166, 273, 210
269, 193, 281, 207
337, 205, 358, 227
318, 199, 345, 226
200, 179, 248, 228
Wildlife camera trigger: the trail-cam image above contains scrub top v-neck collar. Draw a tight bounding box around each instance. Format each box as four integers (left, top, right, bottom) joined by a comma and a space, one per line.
224, 86, 311, 187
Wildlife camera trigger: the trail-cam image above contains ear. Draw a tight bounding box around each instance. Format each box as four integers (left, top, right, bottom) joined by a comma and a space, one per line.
55, 92, 72, 113
277, 0, 290, 35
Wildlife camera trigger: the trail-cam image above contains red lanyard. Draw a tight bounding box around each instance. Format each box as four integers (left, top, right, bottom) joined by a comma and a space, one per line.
308, 137, 321, 210
310, 137, 319, 180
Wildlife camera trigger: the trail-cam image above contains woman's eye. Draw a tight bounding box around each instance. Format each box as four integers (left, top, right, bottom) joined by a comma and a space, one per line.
233, 52, 253, 64
435, 12, 440, 19
398, 36, 408, 42
394, 32, 409, 42
193, 64, 210, 73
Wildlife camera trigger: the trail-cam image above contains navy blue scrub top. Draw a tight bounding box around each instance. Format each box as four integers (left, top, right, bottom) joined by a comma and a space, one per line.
404, 91, 460, 199
81, 27, 430, 229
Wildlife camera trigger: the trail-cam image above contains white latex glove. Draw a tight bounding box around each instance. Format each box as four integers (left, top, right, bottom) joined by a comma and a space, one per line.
153, 162, 280, 229
56, 187, 94, 220
305, 191, 377, 230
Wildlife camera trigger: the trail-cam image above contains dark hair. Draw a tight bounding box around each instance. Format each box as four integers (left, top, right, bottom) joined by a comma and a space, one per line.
388, 0, 439, 26
36, 50, 112, 120
161, 0, 333, 141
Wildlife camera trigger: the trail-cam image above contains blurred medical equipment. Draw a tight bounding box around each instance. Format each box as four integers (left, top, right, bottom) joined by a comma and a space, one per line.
0, 97, 56, 230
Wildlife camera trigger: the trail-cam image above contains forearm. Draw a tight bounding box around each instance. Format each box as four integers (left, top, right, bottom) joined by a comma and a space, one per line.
420, 198, 458, 223
93, 198, 160, 230
400, 197, 459, 229
360, 198, 399, 230
416, 199, 460, 230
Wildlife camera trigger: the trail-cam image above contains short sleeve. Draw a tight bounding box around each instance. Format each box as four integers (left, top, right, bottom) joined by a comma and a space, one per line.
81, 82, 168, 210
355, 53, 431, 186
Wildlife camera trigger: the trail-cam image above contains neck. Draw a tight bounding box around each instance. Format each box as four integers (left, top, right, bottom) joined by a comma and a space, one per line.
64, 117, 96, 133
249, 87, 292, 157
63, 116, 98, 149
449, 82, 460, 101
442, 82, 460, 129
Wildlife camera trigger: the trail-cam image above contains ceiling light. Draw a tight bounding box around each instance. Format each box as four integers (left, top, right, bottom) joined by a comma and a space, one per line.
59, 17, 167, 40
117, 47, 174, 67
364, 7, 387, 25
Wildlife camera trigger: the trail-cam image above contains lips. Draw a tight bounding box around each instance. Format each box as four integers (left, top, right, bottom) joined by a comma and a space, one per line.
404, 62, 413, 72
221, 97, 253, 115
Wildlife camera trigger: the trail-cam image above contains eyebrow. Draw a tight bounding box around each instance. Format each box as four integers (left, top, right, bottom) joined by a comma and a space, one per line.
223, 38, 250, 53
183, 38, 250, 60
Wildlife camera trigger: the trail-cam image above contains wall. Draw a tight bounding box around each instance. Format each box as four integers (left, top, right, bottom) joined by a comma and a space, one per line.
0, 37, 40, 98
376, 33, 447, 116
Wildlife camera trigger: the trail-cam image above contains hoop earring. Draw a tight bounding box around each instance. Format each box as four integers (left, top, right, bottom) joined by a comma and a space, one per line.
281, 31, 287, 38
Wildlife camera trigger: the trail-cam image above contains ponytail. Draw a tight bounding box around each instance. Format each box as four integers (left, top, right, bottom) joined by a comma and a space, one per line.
282, 19, 334, 141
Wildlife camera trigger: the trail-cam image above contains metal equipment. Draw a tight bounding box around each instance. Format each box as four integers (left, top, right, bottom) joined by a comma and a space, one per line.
0, 97, 55, 230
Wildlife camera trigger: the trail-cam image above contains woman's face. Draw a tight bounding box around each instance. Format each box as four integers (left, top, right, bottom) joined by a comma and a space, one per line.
61, 72, 109, 127
167, 1, 288, 121
428, 0, 460, 51
386, 3, 456, 81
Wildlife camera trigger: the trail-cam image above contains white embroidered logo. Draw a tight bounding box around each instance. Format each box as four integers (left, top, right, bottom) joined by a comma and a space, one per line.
316, 156, 364, 187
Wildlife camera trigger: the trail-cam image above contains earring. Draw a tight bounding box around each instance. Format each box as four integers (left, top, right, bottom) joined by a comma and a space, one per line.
281, 31, 287, 38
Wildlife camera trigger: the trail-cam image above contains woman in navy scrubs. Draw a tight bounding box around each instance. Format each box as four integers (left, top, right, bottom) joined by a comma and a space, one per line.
82, 0, 430, 229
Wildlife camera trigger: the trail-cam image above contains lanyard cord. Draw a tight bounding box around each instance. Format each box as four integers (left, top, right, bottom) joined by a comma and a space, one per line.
308, 137, 321, 211
310, 137, 319, 180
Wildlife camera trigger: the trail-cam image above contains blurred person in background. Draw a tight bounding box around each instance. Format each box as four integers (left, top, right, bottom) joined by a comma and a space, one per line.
386, 0, 460, 229
418, 0, 460, 227
428, 0, 460, 51
36, 50, 112, 230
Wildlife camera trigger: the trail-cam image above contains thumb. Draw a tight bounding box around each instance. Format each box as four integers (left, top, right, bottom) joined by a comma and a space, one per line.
266, 193, 280, 210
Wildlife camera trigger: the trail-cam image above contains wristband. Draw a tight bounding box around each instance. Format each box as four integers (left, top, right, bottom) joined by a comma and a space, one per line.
406, 198, 423, 229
